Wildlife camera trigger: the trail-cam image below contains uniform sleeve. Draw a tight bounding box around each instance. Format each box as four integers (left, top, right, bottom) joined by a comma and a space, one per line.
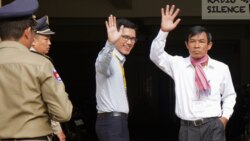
40, 61, 73, 122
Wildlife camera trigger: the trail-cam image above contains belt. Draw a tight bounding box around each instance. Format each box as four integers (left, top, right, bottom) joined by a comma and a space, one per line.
0, 136, 48, 141
98, 112, 128, 118
181, 117, 217, 127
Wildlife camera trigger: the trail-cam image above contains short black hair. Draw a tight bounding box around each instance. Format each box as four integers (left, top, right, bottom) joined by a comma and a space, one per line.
0, 16, 36, 40
185, 26, 212, 43
116, 18, 138, 32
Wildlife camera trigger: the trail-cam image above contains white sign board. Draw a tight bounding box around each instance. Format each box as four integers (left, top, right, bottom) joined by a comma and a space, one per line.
202, 0, 250, 20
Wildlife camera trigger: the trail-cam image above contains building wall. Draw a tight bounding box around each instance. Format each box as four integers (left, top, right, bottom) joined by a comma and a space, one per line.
36, 0, 201, 18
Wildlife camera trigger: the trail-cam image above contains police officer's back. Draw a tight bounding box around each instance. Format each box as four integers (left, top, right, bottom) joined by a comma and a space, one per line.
0, 0, 73, 140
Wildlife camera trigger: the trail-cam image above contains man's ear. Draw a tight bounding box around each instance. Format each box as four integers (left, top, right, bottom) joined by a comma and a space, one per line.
23, 27, 32, 39
208, 42, 213, 50
185, 41, 188, 49
31, 37, 36, 46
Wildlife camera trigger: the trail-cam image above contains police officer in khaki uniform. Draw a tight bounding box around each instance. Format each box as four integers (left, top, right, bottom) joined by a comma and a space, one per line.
31, 15, 55, 60
0, 0, 73, 140
31, 15, 67, 141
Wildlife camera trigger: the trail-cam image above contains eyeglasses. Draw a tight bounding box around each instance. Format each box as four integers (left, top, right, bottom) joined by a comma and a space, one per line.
121, 35, 137, 43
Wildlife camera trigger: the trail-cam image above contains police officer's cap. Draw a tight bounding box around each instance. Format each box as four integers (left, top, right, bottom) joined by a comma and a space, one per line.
0, 0, 38, 19
35, 16, 55, 35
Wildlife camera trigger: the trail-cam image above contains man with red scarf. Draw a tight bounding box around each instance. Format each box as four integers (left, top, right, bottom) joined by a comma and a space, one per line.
150, 4, 236, 141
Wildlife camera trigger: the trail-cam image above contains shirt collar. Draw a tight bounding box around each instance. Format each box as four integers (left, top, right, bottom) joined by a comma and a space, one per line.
30, 47, 37, 51
0, 41, 30, 52
185, 55, 215, 69
113, 48, 126, 64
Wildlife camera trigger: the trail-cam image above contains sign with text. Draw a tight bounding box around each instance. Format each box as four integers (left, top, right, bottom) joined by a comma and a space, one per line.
202, 0, 250, 20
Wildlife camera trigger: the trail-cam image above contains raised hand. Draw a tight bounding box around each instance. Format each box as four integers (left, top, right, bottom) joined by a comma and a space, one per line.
105, 15, 124, 44
161, 5, 181, 32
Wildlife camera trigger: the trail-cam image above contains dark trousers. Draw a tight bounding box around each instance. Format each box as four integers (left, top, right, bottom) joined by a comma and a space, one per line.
179, 118, 225, 141
95, 113, 129, 141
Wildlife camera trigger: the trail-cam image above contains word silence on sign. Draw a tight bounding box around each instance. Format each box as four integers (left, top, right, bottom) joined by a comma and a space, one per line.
202, 0, 250, 19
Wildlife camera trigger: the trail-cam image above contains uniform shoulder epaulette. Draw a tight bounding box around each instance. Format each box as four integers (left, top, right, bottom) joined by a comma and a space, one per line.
30, 50, 53, 62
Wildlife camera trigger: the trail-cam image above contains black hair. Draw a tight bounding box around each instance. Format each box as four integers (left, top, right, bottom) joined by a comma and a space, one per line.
116, 18, 138, 32
185, 26, 212, 43
0, 16, 36, 40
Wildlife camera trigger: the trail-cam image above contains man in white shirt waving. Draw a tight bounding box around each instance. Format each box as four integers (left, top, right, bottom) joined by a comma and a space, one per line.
150, 4, 236, 141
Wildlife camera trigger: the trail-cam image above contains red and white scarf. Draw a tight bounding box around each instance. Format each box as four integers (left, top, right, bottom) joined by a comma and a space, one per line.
190, 55, 211, 98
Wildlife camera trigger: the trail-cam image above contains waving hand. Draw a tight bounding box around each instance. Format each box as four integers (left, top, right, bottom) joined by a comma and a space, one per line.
161, 5, 181, 32
105, 15, 124, 44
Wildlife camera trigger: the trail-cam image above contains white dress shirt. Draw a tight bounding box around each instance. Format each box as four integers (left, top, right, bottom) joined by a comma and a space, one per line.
150, 30, 236, 120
